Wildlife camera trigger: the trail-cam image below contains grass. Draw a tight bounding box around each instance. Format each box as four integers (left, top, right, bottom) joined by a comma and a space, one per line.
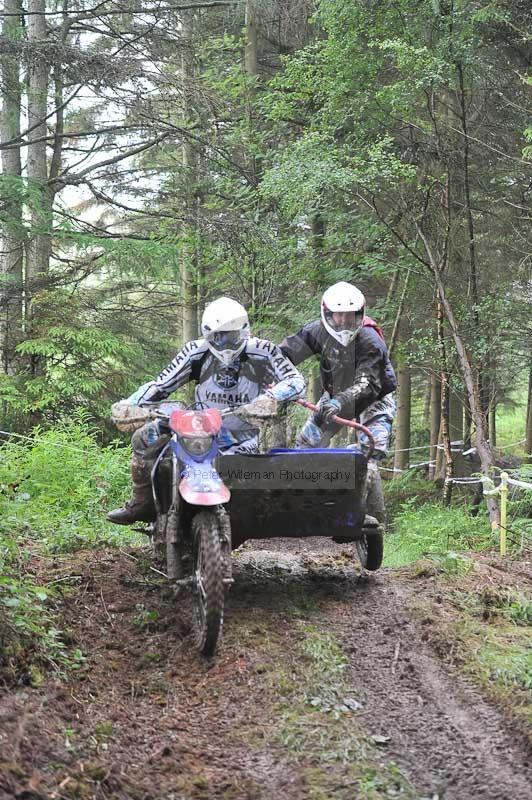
453, 617, 532, 730
495, 384, 529, 451
384, 500, 494, 567
407, 563, 532, 736
0, 414, 135, 552
0, 415, 134, 684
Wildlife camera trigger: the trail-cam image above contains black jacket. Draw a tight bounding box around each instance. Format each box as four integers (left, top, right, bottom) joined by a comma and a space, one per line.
280, 320, 397, 417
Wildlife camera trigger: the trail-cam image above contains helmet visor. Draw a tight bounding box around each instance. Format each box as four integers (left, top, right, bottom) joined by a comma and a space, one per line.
210, 329, 244, 351
325, 309, 363, 335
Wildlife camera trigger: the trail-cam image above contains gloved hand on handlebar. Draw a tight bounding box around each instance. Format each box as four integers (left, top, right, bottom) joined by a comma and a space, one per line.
238, 393, 279, 420
110, 402, 153, 432
315, 393, 342, 427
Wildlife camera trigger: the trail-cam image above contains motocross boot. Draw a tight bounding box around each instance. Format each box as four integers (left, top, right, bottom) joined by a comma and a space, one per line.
107, 454, 155, 525
364, 458, 385, 524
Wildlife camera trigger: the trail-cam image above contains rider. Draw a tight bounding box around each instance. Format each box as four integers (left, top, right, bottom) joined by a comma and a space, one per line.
107, 297, 305, 525
279, 281, 397, 519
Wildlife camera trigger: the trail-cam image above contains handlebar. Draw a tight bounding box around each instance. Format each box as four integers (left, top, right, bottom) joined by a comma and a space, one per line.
296, 398, 375, 456
137, 398, 375, 455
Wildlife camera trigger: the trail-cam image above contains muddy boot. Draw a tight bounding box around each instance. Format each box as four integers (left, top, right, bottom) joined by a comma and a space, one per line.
107, 455, 155, 525
365, 459, 385, 525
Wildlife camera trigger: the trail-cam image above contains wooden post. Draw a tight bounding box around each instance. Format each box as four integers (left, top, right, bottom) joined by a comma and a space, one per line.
499, 472, 508, 557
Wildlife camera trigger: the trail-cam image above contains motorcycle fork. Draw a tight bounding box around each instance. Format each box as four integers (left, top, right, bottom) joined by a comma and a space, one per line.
214, 505, 233, 583
166, 439, 184, 580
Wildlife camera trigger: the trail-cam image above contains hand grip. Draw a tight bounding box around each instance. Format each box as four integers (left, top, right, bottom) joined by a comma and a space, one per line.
296, 398, 375, 456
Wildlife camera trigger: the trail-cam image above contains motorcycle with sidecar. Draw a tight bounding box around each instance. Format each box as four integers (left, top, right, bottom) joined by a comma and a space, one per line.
123, 400, 383, 657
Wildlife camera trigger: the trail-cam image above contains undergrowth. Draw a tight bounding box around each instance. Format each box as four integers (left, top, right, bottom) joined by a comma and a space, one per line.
384, 499, 494, 567
0, 415, 131, 685
0, 414, 131, 552
411, 580, 532, 733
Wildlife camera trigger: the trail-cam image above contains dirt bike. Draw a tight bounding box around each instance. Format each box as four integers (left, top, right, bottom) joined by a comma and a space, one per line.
140, 399, 382, 658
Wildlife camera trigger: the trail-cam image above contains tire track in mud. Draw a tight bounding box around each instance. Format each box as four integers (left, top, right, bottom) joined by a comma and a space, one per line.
238, 538, 531, 800
0, 542, 530, 800
323, 571, 531, 800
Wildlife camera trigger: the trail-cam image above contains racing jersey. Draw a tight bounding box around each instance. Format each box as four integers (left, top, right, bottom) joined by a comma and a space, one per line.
132, 337, 305, 450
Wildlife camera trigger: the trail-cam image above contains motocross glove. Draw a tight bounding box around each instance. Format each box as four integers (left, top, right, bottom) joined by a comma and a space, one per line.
315, 394, 342, 427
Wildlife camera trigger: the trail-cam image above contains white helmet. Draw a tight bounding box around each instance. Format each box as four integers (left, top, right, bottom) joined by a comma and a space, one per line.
321, 281, 365, 346
201, 297, 250, 366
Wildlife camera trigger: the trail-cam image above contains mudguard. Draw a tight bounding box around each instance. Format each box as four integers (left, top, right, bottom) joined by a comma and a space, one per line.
179, 462, 231, 506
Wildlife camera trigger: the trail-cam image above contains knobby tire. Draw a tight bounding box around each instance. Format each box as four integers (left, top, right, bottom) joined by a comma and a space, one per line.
191, 511, 224, 657
356, 533, 384, 571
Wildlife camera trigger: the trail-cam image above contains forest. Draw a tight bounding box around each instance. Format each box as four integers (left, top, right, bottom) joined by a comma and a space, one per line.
1, 1, 531, 798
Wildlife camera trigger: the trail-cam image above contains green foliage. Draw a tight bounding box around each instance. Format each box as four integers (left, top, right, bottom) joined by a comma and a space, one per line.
132, 603, 159, 629
385, 500, 493, 567
0, 417, 133, 683
0, 415, 132, 552
474, 628, 532, 693
0, 576, 83, 682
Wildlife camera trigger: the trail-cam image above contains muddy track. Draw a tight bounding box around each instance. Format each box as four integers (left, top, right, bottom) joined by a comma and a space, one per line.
0, 539, 530, 800
329, 573, 531, 800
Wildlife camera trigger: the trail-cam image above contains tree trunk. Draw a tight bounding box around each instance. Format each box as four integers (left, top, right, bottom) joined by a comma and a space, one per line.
429, 372, 441, 480
423, 376, 431, 427
180, 9, 198, 342
489, 403, 497, 449
416, 225, 499, 525
388, 270, 410, 360
463, 403, 472, 452
449, 387, 463, 448
0, 0, 24, 374
311, 213, 326, 401
435, 299, 453, 498
245, 0, 258, 80
26, 0, 51, 293
393, 355, 411, 473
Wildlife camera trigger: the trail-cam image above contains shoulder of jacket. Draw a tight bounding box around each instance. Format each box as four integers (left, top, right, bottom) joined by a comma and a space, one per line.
175, 338, 209, 357
303, 319, 322, 336
356, 326, 387, 350
245, 337, 281, 357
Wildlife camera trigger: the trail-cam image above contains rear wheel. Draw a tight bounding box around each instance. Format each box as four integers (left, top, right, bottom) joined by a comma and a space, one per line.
191, 511, 224, 657
356, 532, 384, 571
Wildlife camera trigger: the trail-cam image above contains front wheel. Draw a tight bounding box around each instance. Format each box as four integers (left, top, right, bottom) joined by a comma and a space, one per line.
356, 532, 384, 571
191, 511, 224, 657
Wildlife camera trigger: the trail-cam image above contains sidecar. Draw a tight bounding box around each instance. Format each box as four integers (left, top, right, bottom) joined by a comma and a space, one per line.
217, 446, 383, 570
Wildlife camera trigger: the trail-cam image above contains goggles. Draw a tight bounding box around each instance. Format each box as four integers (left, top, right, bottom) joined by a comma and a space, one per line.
325, 309, 363, 333
210, 330, 244, 349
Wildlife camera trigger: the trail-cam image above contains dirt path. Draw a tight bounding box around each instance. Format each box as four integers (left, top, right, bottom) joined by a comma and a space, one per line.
0, 539, 530, 800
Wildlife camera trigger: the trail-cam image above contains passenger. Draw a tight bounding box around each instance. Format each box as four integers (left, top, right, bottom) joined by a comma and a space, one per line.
280, 281, 397, 521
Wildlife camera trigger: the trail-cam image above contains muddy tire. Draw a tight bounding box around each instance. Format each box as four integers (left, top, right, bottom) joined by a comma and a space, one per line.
356, 532, 384, 571
191, 511, 224, 657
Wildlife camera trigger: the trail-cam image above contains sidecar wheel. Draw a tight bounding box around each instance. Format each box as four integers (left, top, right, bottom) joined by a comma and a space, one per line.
191, 511, 224, 657
356, 531, 383, 571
